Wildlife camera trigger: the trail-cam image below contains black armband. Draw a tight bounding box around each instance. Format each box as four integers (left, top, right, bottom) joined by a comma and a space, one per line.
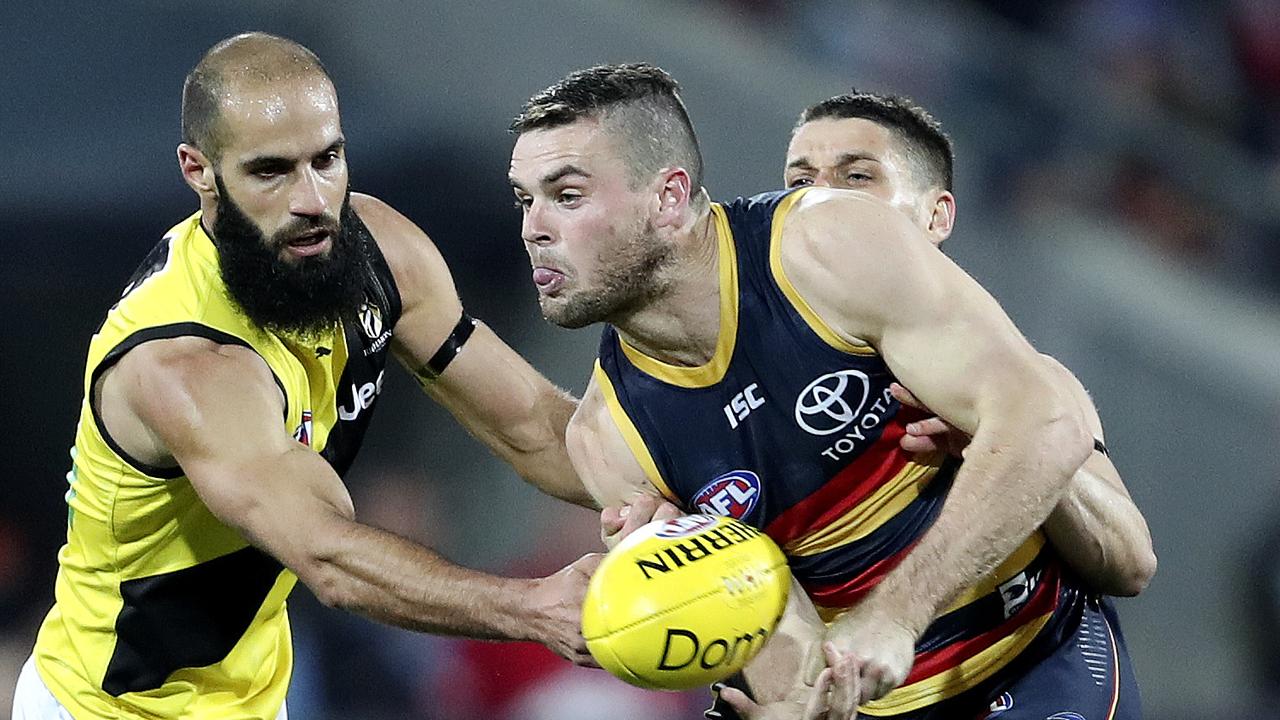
1093, 437, 1109, 457
415, 311, 476, 383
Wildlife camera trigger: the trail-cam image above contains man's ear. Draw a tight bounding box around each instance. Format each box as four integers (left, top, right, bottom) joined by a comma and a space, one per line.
177, 143, 217, 198
925, 190, 955, 247
654, 167, 694, 229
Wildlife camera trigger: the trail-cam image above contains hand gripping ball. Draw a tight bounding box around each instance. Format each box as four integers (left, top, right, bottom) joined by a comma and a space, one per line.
581, 514, 790, 690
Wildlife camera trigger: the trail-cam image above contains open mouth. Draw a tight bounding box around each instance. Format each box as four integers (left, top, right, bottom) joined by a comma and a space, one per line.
285, 230, 332, 257
532, 266, 566, 295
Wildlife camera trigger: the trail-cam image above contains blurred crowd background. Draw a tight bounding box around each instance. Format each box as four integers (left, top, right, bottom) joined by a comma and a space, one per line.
2, 1, 1278, 717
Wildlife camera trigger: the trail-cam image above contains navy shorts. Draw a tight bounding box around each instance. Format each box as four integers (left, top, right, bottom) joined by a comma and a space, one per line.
706, 595, 1141, 720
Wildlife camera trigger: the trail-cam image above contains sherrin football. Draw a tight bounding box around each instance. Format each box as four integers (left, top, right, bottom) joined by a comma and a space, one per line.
581, 514, 791, 690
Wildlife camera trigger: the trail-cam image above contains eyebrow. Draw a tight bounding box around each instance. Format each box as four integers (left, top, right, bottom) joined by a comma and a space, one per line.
509, 163, 592, 192
241, 139, 346, 172
834, 152, 880, 166
540, 164, 591, 185
785, 152, 881, 172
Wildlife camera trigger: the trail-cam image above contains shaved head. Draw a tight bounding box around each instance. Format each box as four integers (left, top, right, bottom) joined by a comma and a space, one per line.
181, 32, 332, 162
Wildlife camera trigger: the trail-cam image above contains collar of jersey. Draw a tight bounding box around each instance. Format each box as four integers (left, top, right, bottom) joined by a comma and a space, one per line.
616, 203, 738, 388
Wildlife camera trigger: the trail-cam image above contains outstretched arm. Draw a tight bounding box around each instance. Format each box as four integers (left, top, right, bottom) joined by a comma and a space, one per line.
102, 335, 599, 665
357, 194, 593, 508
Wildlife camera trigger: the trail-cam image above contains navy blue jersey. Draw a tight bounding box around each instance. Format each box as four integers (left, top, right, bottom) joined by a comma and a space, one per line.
595, 188, 1083, 715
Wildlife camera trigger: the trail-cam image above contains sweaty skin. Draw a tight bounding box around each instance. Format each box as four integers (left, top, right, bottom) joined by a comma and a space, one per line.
785, 114, 1155, 598
103, 36, 598, 670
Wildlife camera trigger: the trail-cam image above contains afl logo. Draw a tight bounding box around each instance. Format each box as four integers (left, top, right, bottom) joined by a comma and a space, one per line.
359, 302, 384, 339
794, 369, 871, 436
655, 514, 719, 538
693, 470, 761, 519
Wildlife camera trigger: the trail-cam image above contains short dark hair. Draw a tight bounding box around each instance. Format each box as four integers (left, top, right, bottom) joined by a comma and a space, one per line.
511, 63, 704, 189
182, 32, 331, 162
798, 90, 954, 192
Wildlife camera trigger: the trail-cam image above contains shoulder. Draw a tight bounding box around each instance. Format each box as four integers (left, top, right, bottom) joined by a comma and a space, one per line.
106, 336, 281, 443
117, 337, 275, 404
350, 192, 456, 309
782, 187, 922, 256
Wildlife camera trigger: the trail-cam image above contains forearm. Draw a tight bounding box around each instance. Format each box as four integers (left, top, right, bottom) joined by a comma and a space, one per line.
301, 517, 539, 641
421, 346, 595, 508
482, 401, 596, 508
867, 411, 1091, 635
1043, 457, 1156, 596
742, 577, 826, 703
498, 387, 597, 509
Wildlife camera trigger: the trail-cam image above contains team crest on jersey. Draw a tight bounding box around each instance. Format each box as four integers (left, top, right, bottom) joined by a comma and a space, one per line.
692, 470, 761, 519
292, 410, 314, 447
655, 514, 719, 538
359, 301, 384, 339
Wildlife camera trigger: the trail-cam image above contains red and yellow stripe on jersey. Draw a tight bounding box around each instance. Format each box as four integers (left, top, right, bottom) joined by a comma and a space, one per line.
594, 188, 1078, 714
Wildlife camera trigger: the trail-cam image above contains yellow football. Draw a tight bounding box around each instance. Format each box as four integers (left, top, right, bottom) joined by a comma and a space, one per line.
581, 514, 791, 690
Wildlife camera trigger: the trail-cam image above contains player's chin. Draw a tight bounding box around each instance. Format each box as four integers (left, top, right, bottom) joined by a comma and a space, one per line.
538, 298, 596, 330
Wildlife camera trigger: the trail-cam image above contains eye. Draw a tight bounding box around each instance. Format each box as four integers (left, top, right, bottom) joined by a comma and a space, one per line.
787, 176, 813, 189
314, 151, 341, 170
512, 194, 532, 211
847, 172, 873, 183
556, 190, 582, 206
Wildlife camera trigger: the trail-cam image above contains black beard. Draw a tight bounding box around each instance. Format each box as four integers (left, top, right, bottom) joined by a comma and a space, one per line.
210, 176, 369, 340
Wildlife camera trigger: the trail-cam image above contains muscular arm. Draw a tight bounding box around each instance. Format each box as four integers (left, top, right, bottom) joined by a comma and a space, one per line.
1039, 356, 1156, 596
103, 336, 593, 659
896, 355, 1156, 596
783, 190, 1093, 645
355, 195, 592, 507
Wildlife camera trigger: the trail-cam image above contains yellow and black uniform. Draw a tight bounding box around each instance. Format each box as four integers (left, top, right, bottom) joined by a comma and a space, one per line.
32, 212, 400, 718
596, 189, 1139, 718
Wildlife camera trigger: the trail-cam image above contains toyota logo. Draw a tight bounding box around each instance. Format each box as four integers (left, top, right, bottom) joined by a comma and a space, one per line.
794, 369, 870, 435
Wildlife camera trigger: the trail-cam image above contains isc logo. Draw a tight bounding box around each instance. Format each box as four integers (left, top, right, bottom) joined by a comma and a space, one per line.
723, 383, 764, 429
693, 471, 761, 519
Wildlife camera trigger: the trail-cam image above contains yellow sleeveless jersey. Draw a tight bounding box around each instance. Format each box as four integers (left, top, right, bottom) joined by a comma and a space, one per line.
33, 211, 401, 718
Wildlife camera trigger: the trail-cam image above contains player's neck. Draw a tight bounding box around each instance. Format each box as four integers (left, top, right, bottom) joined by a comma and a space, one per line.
613, 200, 724, 367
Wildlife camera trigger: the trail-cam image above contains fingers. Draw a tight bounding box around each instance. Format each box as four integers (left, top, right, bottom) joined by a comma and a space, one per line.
802, 638, 827, 685
905, 417, 951, 437
652, 500, 683, 523
802, 667, 835, 720
600, 505, 626, 535
889, 382, 923, 409
898, 434, 941, 453
824, 642, 861, 720
858, 664, 892, 705
717, 685, 762, 719
619, 495, 661, 538
603, 497, 685, 550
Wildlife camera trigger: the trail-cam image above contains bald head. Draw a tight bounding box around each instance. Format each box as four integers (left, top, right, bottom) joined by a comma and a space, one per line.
181, 32, 333, 163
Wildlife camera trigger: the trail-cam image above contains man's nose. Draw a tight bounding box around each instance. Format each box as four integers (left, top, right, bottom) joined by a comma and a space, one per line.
290, 167, 329, 217
522, 201, 553, 246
